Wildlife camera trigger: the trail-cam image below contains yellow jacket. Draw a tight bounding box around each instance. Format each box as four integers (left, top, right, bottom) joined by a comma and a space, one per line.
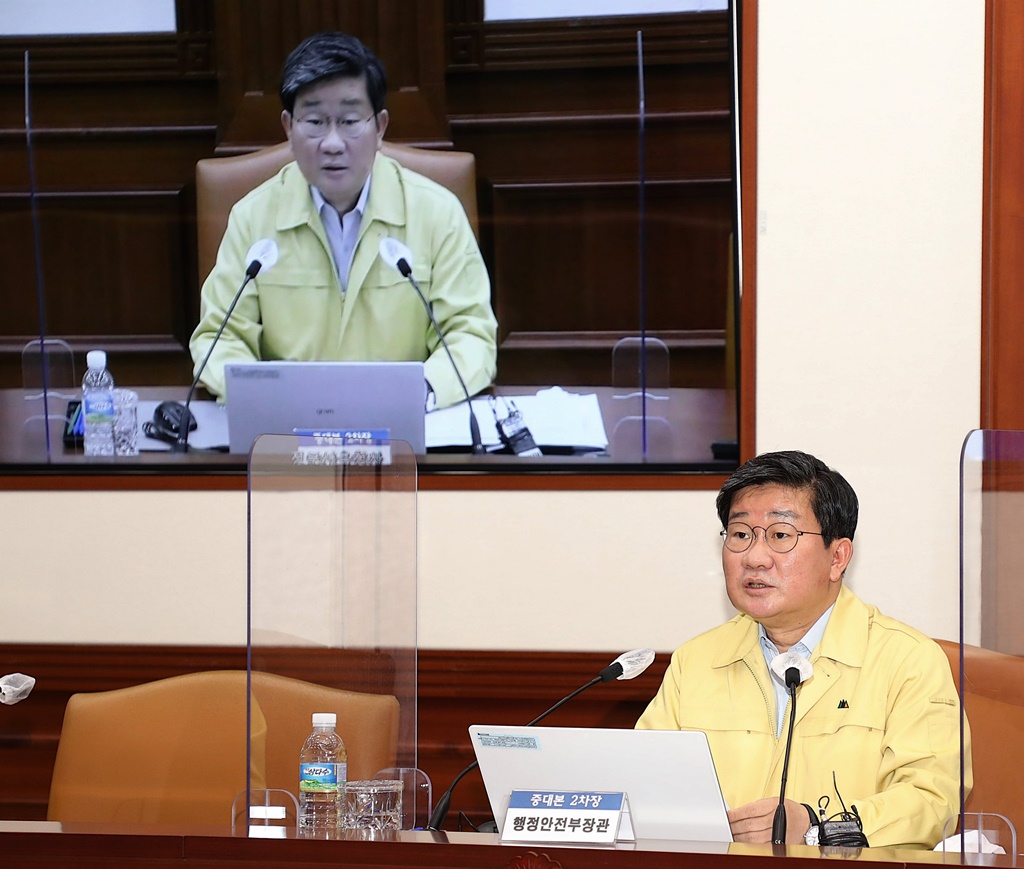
637, 586, 970, 849
190, 153, 497, 408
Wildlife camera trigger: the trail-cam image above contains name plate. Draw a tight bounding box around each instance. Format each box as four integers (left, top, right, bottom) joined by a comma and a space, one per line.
500, 790, 626, 845
291, 429, 392, 466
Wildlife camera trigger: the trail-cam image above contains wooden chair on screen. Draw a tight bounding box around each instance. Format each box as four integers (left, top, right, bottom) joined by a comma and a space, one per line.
195, 141, 480, 283
47, 670, 400, 825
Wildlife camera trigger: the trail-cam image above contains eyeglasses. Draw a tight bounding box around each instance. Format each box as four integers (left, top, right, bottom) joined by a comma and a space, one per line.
720, 522, 824, 554
292, 113, 377, 141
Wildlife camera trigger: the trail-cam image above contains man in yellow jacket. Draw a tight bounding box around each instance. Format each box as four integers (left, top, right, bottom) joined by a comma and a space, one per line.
638, 450, 970, 849
190, 32, 497, 409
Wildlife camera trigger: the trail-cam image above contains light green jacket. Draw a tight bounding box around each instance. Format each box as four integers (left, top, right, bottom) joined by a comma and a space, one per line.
190, 153, 497, 408
637, 585, 971, 849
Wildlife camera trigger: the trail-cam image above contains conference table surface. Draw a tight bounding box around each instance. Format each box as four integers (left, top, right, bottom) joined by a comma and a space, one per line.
0, 385, 738, 475
0, 820, 1000, 869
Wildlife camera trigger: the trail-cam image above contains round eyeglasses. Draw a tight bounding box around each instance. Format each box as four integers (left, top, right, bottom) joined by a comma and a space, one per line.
293, 113, 377, 141
720, 522, 824, 554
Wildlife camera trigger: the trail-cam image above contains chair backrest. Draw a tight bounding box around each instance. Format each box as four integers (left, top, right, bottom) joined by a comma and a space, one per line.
195, 141, 479, 284
249, 670, 400, 790
936, 639, 1024, 838
46, 669, 400, 826
46, 671, 267, 825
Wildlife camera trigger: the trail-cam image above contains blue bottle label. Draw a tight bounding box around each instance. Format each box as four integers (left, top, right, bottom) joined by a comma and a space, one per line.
83, 390, 114, 423
300, 762, 338, 793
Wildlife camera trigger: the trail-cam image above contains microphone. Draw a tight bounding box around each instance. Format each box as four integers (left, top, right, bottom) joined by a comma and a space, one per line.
0, 672, 35, 705
425, 648, 656, 832
379, 237, 485, 454
147, 239, 279, 451
769, 651, 813, 844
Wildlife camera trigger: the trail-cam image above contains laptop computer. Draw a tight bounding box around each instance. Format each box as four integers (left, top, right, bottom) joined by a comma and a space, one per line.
224, 361, 426, 455
469, 724, 733, 843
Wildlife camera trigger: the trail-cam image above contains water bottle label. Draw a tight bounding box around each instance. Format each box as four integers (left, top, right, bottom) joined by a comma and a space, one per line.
300, 762, 338, 793
83, 391, 114, 422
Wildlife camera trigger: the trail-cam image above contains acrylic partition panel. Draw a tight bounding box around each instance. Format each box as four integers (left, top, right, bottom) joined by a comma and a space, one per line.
18, 338, 75, 462
954, 430, 1022, 860
245, 434, 420, 831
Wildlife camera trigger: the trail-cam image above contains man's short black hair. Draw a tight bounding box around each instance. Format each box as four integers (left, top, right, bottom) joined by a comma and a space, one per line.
279, 31, 388, 115
715, 450, 858, 546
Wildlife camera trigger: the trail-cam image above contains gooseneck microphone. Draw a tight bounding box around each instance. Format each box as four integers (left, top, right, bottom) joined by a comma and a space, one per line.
769, 651, 814, 845
149, 239, 279, 452
425, 648, 656, 832
379, 237, 485, 454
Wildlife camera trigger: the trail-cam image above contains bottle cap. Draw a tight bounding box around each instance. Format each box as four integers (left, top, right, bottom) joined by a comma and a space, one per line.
86, 350, 107, 370
312, 712, 336, 727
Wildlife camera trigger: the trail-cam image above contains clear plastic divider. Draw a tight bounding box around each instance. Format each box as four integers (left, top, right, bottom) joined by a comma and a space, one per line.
19, 338, 76, 460
245, 434, 423, 831
958, 430, 1023, 861
610, 335, 673, 461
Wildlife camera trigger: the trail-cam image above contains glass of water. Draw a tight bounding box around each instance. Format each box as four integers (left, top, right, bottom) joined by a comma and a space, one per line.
113, 388, 139, 457
342, 779, 402, 832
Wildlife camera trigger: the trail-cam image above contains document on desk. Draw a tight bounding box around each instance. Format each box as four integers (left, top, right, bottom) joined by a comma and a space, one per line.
426, 387, 608, 451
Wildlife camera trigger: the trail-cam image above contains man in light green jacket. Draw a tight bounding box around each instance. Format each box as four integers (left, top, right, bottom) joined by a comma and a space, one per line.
638, 450, 970, 849
190, 32, 497, 409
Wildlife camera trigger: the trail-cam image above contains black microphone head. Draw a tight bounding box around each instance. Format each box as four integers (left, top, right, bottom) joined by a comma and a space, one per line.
785, 666, 801, 691
152, 400, 197, 437
245, 259, 262, 279
397, 257, 412, 278
597, 662, 624, 683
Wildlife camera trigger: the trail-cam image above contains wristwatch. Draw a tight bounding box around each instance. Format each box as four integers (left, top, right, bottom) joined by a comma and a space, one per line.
803, 803, 820, 846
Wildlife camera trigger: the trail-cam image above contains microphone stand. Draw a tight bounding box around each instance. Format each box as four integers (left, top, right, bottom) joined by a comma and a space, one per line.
396, 258, 485, 455
772, 670, 800, 844
170, 259, 262, 452
426, 659, 631, 832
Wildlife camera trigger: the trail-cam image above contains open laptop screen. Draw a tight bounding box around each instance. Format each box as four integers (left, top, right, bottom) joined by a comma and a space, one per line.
224, 361, 426, 455
469, 724, 733, 844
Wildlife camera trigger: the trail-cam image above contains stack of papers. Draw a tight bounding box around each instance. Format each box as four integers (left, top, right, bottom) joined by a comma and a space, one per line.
425, 387, 608, 452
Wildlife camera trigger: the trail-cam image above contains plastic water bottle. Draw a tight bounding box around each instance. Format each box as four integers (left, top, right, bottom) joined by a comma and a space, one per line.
298, 712, 347, 832
82, 350, 115, 456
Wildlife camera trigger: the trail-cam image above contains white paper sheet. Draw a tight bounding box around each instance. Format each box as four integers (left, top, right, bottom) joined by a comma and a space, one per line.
426, 387, 608, 451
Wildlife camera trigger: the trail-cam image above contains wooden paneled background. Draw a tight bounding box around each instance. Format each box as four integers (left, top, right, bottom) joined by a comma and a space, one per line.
0, 0, 735, 393
0, 643, 662, 828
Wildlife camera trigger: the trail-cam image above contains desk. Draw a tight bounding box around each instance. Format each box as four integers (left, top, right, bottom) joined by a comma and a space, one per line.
0, 386, 737, 476
0, 821, 991, 869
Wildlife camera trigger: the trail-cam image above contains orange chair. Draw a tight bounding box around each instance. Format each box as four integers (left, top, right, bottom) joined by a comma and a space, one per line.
195, 141, 479, 284
47, 670, 400, 826
46, 671, 265, 825
937, 639, 1024, 838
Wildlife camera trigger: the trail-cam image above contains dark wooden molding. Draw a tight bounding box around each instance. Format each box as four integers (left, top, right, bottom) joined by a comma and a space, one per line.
0, 34, 215, 83
447, 11, 730, 71
738, 0, 756, 461
981, 0, 1024, 430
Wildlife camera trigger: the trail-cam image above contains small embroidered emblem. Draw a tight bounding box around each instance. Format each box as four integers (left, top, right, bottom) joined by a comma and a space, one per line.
838, 699, 849, 709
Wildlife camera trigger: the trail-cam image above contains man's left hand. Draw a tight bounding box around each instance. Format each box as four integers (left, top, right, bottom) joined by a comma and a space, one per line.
727, 797, 810, 845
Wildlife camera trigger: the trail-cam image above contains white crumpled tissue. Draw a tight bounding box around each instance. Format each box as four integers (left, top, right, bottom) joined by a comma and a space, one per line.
935, 830, 1007, 855
0, 673, 36, 705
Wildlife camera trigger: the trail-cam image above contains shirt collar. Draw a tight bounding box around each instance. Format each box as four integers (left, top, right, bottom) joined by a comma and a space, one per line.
758, 602, 836, 662
310, 172, 372, 220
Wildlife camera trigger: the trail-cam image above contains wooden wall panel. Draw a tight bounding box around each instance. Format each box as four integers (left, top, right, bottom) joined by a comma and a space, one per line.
1, 189, 199, 385
0, 644, 660, 826
491, 180, 730, 387
213, 0, 449, 150
446, 11, 734, 394
0, 2, 218, 390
